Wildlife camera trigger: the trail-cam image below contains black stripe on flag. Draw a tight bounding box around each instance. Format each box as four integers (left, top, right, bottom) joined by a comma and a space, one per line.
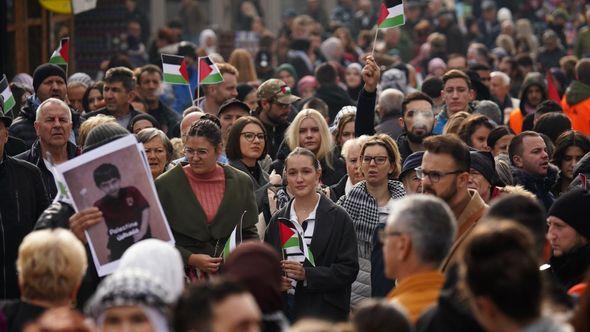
0, 75, 8, 91
383, 0, 403, 7
161, 54, 184, 65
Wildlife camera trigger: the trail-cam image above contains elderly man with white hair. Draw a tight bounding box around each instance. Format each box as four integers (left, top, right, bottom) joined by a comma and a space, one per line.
15, 97, 78, 200
490, 71, 520, 123
382, 194, 457, 323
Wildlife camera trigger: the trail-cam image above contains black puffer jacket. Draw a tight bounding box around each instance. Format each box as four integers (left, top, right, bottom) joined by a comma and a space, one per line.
0, 154, 49, 299
511, 165, 558, 211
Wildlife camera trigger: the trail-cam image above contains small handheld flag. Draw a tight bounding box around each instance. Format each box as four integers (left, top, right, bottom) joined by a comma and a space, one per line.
0, 75, 15, 114
198, 56, 224, 85
377, 0, 405, 29
221, 211, 246, 260
161, 54, 190, 85
49, 38, 70, 65
278, 218, 316, 266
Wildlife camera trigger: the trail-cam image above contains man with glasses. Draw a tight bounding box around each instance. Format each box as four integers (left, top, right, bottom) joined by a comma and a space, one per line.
381, 195, 456, 323
255, 79, 300, 159
433, 70, 476, 134
418, 134, 488, 270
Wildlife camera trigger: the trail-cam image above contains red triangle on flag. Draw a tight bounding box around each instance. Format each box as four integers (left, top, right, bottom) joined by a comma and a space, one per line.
279, 221, 295, 247
60, 39, 70, 63
199, 58, 214, 82
179, 59, 189, 82
378, 3, 389, 26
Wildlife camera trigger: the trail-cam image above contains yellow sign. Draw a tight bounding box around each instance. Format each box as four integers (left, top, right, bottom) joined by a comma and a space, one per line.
39, 0, 72, 14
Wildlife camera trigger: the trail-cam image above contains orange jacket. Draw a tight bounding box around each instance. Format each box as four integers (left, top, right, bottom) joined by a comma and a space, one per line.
509, 108, 524, 134
562, 95, 590, 135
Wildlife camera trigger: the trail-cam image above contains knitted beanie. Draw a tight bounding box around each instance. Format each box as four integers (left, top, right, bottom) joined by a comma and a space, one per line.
33, 63, 67, 93
83, 122, 130, 153
548, 188, 590, 239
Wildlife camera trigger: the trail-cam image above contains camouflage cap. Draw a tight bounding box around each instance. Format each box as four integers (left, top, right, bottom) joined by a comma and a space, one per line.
257, 79, 300, 104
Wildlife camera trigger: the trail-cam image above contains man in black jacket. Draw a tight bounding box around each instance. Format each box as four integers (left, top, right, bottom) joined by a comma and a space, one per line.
84, 67, 140, 129
9, 63, 80, 147
15, 98, 79, 201
547, 188, 590, 291
0, 112, 49, 299
135, 65, 180, 136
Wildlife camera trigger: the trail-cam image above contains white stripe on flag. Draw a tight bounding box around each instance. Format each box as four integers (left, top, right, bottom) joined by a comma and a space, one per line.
387, 4, 404, 18
163, 63, 182, 75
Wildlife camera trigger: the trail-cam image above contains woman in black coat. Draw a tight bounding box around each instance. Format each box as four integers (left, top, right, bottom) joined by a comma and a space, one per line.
264, 147, 358, 322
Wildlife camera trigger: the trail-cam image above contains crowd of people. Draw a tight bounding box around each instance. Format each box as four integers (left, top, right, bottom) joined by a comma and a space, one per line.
2, 0, 590, 331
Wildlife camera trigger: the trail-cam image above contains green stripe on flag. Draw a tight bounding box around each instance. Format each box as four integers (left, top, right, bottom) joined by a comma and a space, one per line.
284, 236, 299, 248
163, 73, 188, 85
3, 95, 15, 113
201, 72, 224, 85
379, 14, 405, 29
49, 55, 67, 65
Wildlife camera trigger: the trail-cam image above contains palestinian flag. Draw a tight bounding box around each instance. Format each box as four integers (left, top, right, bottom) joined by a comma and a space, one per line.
49, 38, 69, 65
222, 224, 242, 260
198, 56, 224, 85
161, 54, 189, 85
0, 75, 15, 114
378, 0, 405, 29
278, 218, 316, 266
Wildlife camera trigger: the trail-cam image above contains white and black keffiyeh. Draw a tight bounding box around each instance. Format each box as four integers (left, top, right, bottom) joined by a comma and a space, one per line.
338, 180, 406, 259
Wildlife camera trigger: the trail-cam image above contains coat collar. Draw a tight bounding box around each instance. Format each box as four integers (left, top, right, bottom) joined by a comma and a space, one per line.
277, 194, 337, 260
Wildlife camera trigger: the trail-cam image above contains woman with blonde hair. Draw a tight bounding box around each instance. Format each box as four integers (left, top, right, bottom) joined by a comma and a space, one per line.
228, 48, 258, 84
338, 134, 405, 305
271, 108, 346, 186
2, 229, 87, 331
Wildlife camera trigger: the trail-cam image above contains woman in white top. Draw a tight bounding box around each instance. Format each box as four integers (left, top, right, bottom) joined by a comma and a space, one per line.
265, 147, 358, 322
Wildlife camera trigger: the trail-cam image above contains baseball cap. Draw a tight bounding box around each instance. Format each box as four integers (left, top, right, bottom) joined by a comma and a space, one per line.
257, 79, 300, 104
218, 98, 251, 116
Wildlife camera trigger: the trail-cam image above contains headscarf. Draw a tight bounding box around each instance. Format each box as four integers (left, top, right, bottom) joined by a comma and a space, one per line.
117, 239, 184, 304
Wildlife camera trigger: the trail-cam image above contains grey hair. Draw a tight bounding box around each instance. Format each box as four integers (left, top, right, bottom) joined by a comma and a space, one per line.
136, 128, 174, 162
386, 195, 457, 266
474, 100, 502, 125
35, 98, 72, 122
490, 71, 510, 86
341, 135, 370, 158
378, 89, 404, 118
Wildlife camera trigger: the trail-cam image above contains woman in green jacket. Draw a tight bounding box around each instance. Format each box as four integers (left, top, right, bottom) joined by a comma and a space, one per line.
155, 119, 258, 280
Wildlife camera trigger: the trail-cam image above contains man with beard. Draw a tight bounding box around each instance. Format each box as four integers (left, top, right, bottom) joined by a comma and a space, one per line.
546, 188, 590, 291
397, 92, 435, 163
254, 79, 300, 159
418, 135, 487, 270
15, 98, 78, 201
508, 131, 557, 211
508, 75, 548, 134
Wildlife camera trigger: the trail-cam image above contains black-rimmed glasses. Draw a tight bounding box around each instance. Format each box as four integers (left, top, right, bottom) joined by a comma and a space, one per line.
415, 166, 465, 183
